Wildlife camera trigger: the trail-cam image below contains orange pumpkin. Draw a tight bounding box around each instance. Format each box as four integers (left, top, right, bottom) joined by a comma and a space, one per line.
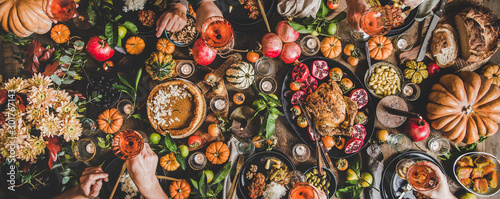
0, 0, 53, 37
368, 35, 393, 60
320, 36, 342, 58
482, 64, 500, 86
156, 38, 175, 54
169, 179, 191, 199
205, 141, 230, 165
125, 36, 146, 55
160, 152, 180, 171
97, 108, 123, 134
51, 24, 70, 44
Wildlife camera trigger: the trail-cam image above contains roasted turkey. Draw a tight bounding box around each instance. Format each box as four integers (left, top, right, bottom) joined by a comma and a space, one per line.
305, 79, 358, 136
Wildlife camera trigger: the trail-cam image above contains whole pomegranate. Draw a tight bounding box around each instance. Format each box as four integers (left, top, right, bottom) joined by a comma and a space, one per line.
86, 36, 115, 62
261, 33, 282, 58
275, 20, 300, 43
192, 38, 217, 65
404, 118, 430, 142
280, 42, 301, 64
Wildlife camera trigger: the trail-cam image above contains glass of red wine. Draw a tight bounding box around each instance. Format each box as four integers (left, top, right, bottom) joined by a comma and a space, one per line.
42, 0, 77, 22
201, 16, 234, 55
112, 130, 145, 160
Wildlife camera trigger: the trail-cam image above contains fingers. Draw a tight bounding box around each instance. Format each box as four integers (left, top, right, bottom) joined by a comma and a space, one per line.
82, 167, 103, 176
89, 179, 103, 198
156, 14, 170, 37
88, 173, 110, 183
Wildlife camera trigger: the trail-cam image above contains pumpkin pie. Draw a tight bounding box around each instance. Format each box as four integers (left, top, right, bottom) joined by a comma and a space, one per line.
147, 79, 206, 138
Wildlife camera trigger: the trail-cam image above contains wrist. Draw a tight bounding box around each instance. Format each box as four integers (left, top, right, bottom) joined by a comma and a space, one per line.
141, 181, 167, 199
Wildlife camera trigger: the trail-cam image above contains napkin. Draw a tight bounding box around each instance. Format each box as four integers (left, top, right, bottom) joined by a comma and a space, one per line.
277, 0, 321, 18
223, 137, 240, 199
366, 144, 384, 199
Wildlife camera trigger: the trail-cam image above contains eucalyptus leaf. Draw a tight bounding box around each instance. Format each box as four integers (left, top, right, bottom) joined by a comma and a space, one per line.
123, 21, 139, 35
164, 134, 178, 153
62, 79, 75, 85
66, 71, 77, 77
60, 55, 72, 65
51, 74, 62, 85
65, 49, 76, 55
52, 164, 62, 170
62, 176, 70, 185
211, 162, 231, 185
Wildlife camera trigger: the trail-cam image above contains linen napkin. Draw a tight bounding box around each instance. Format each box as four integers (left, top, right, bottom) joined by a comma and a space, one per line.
223, 137, 240, 199
277, 0, 321, 18
366, 144, 384, 199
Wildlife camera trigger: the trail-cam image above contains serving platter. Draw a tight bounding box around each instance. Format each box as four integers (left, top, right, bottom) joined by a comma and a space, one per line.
380, 151, 445, 199
379, 0, 419, 37
236, 150, 296, 199
281, 57, 375, 159
454, 152, 500, 197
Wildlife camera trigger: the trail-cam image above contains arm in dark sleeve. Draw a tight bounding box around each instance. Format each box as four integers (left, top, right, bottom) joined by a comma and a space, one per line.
169, 0, 189, 10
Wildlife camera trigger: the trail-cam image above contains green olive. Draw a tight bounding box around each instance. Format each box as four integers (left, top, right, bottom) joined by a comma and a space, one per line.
322, 175, 327, 179
313, 169, 318, 174
323, 171, 326, 175
326, 190, 330, 195
321, 179, 326, 185
326, 182, 330, 187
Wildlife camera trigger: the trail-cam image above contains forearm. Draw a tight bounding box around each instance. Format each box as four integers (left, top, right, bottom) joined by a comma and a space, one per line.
52, 186, 86, 199
140, 180, 168, 199
346, 0, 367, 8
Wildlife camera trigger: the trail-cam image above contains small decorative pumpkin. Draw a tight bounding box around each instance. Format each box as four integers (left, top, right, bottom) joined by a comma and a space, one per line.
169, 179, 191, 199
205, 141, 230, 164
145, 51, 177, 81
160, 152, 180, 171
368, 35, 393, 60
97, 108, 123, 134
156, 38, 175, 54
404, 60, 429, 84
0, 0, 53, 37
125, 36, 146, 55
225, 61, 255, 89
50, 24, 70, 44
320, 36, 342, 58
482, 64, 500, 86
426, 72, 500, 144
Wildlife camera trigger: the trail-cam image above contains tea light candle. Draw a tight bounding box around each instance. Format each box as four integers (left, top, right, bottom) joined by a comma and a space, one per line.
194, 153, 205, 164
261, 80, 273, 92
397, 38, 408, 50
123, 104, 133, 115
306, 38, 317, 49
180, 64, 193, 76
295, 145, 306, 156
403, 85, 414, 96
86, 143, 95, 154
214, 99, 226, 110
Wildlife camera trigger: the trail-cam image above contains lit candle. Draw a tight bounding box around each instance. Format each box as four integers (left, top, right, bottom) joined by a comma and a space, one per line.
403, 85, 413, 96
86, 143, 95, 154
123, 103, 133, 115
261, 80, 273, 92
194, 153, 205, 164
397, 39, 408, 50
295, 145, 306, 156
214, 99, 226, 110
306, 38, 317, 49
180, 64, 193, 75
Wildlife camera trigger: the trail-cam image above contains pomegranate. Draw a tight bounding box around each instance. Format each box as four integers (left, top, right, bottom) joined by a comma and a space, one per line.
350, 88, 369, 109
351, 124, 367, 140
344, 137, 364, 154
86, 36, 115, 62
292, 62, 309, 82
311, 60, 329, 80
300, 76, 318, 94
307, 126, 316, 141
290, 90, 306, 105
280, 42, 301, 64
427, 63, 440, 77
404, 118, 430, 142
192, 38, 217, 65
275, 20, 300, 43
261, 33, 282, 58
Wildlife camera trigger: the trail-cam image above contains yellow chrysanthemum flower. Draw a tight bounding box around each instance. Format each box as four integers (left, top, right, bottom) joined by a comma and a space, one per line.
26, 105, 48, 124
54, 90, 71, 104
16, 142, 37, 162
28, 86, 56, 108
28, 73, 53, 88
60, 117, 82, 142
37, 113, 62, 137
2, 77, 29, 93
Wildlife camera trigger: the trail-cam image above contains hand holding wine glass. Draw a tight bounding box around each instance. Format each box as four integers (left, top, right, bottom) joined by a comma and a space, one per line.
414, 162, 457, 199
346, 0, 369, 31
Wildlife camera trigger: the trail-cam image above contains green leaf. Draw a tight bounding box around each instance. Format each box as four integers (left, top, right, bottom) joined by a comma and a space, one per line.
164, 134, 178, 153
158, 149, 168, 156
131, 114, 142, 120
199, 172, 206, 197
317, 0, 329, 18
176, 154, 186, 170
66, 71, 77, 77
99, 160, 106, 167
270, 107, 283, 117
65, 49, 76, 55
211, 162, 231, 185
62, 176, 70, 184
117, 74, 134, 90
288, 21, 314, 34
112, 84, 133, 98
265, 114, 276, 140
123, 21, 139, 35
214, 183, 223, 195
114, 15, 122, 22
302, 17, 315, 25
135, 68, 142, 90
190, 178, 199, 190
104, 22, 115, 47
97, 137, 107, 148
62, 79, 75, 85
52, 164, 62, 170
51, 74, 62, 85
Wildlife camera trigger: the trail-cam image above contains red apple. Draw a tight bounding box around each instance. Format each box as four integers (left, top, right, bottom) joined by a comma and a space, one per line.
86, 36, 115, 62
404, 118, 430, 142
427, 63, 440, 77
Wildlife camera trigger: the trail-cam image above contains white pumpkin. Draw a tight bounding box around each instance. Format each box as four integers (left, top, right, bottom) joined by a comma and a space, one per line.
225, 61, 255, 89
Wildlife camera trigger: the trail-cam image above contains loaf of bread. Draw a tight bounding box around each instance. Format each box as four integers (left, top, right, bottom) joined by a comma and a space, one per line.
430, 23, 458, 68
455, 6, 500, 63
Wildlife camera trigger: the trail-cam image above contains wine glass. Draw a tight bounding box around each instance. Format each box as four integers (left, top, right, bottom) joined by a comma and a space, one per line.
406, 161, 439, 191
42, 0, 77, 22
111, 130, 144, 160
201, 16, 234, 55
387, 134, 411, 153
236, 139, 255, 155
73, 138, 97, 163
80, 118, 97, 137
359, 6, 394, 36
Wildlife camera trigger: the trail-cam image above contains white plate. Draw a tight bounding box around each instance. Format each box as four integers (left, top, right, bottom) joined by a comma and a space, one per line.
453, 152, 500, 197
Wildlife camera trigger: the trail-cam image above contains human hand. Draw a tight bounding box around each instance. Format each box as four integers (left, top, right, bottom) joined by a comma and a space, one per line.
156, 3, 188, 37
77, 166, 109, 198
346, 0, 369, 31
417, 162, 457, 199
125, 143, 167, 199
194, 0, 223, 31
401, 0, 423, 7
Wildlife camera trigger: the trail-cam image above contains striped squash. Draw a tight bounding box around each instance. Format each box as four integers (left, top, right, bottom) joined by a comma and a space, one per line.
145, 51, 177, 81
225, 61, 254, 89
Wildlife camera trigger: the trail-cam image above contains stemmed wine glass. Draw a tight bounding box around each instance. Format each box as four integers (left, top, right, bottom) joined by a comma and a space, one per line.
42, 0, 77, 22
351, 5, 397, 41
201, 16, 234, 56
111, 130, 145, 160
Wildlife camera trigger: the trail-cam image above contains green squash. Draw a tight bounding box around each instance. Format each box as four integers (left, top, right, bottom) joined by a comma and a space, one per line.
145, 51, 177, 81
225, 61, 255, 89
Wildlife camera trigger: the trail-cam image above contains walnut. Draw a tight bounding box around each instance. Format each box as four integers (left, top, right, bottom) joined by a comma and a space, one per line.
250, 164, 258, 172
245, 171, 254, 180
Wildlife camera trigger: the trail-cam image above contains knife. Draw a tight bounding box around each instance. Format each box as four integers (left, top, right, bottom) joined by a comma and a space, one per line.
297, 100, 326, 175
416, 0, 448, 61
365, 41, 372, 69
382, 105, 422, 119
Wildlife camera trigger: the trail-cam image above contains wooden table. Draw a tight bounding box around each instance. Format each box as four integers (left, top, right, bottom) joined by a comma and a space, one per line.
1, 0, 500, 198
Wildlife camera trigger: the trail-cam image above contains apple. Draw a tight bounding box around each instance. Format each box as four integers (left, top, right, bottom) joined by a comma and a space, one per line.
427, 63, 440, 77
404, 118, 430, 142
86, 36, 115, 62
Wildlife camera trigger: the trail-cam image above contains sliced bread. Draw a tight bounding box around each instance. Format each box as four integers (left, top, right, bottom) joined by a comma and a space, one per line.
431, 23, 458, 68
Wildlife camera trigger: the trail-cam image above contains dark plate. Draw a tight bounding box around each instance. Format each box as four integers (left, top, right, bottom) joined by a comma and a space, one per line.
236, 150, 296, 199
100, 158, 168, 199
281, 57, 375, 159
305, 166, 337, 198
379, 0, 419, 37
380, 151, 445, 199
215, 0, 277, 32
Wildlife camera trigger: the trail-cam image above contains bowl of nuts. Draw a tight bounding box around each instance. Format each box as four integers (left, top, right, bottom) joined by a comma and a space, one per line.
165, 14, 198, 47
364, 62, 404, 99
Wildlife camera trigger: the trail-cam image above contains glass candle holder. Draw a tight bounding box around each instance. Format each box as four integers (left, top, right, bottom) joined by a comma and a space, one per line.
254, 56, 276, 77
292, 144, 311, 162
117, 99, 134, 118
176, 60, 196, 78
81, 118, 97, 137
427, 137, 450, 156
387, 134, 411, 153
188, 152, 207, 170
237, 139, 255, 155
73, 138, 97, 162
300, 35, 321, 56
259, 77, 277, 94
395, 158, 415, 179
401, 83, 421, 101
395, 34, 415, 51
210, 96, 227, 114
